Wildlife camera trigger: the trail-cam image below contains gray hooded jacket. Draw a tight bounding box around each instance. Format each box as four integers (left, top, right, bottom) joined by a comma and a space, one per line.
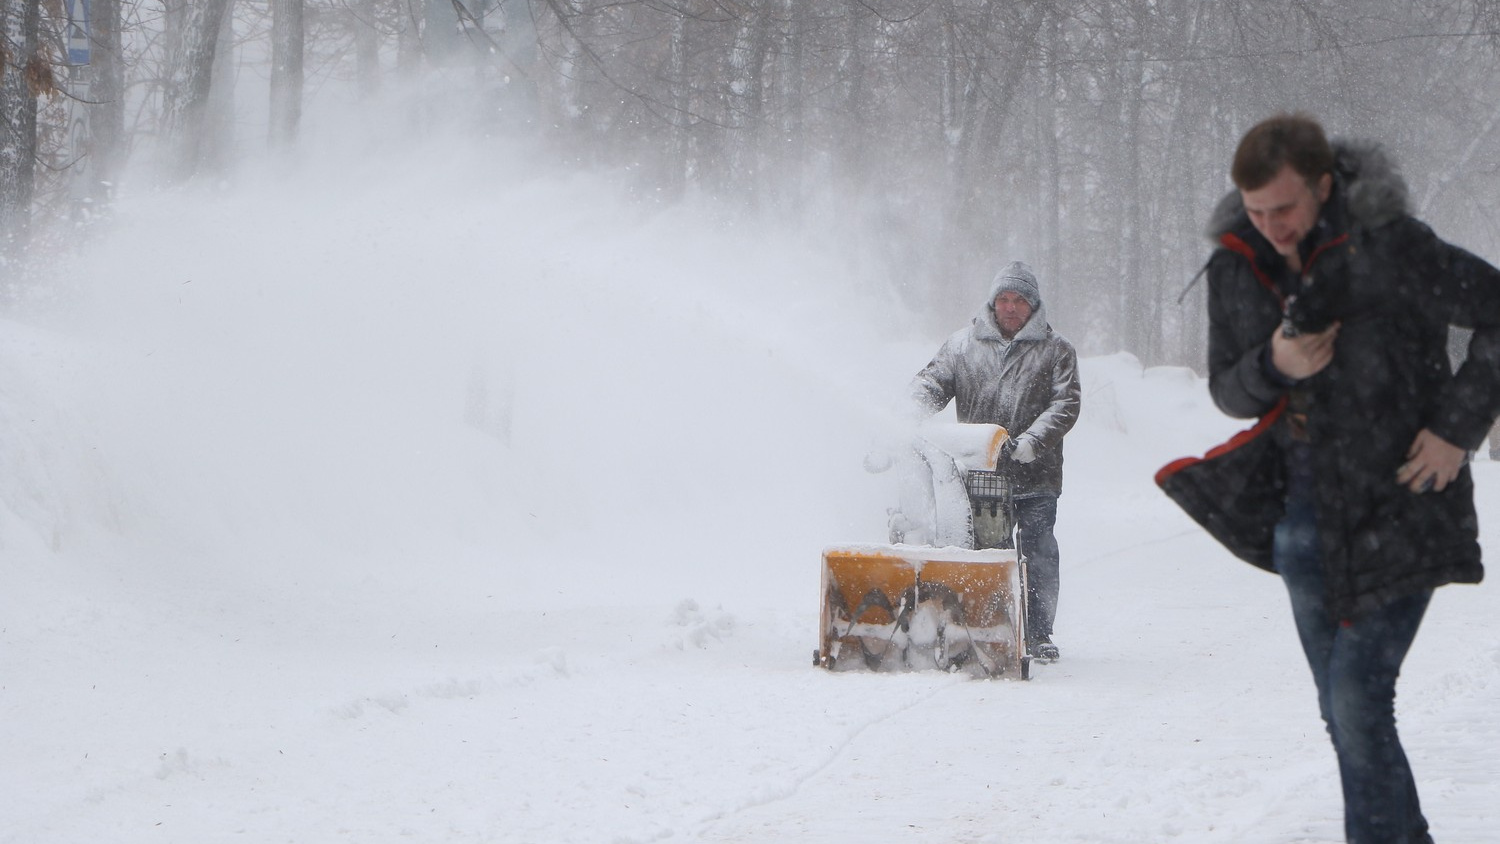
911, 266, 1081, 498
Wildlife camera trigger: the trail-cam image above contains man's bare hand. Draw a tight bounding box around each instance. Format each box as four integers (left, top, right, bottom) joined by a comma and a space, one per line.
1396, 429, 1467, 493
1270, 322, 1341, 380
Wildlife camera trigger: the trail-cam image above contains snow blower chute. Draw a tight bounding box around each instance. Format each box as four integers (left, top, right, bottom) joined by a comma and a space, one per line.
816, 423, 1029, 679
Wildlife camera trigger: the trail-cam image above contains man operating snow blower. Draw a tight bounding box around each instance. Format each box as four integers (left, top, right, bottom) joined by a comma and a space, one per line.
910, 260, 1081, 662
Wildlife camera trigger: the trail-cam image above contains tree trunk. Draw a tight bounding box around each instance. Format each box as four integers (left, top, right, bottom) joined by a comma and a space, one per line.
353, 0, 381, 97
725, 5, 770, 204
396, 0, 424, 75
269, 0, 305, 146
665, 10, 690, 195
205, 0, 237, 169
779, 0, 806, 206
941, 0, 1047, 312
1040, 11, 1062, 310
1119, 50, 1152, 362
839, 0, 868, 183
89, 0, 125, 201
0, 0, 42, 247
162, 0, 234, 180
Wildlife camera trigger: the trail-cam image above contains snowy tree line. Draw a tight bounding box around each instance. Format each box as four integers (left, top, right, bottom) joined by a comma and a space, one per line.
4, 0, 1500, 366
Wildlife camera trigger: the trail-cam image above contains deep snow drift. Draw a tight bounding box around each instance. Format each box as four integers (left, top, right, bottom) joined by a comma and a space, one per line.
2, 137, 1498, 844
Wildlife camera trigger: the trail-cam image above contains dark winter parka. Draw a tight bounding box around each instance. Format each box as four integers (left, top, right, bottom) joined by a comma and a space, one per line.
912, 296, 1081, 499
1158, 140, 1500, 620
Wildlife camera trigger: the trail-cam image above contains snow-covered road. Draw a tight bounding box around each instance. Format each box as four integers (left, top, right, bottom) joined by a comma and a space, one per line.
4, 146, 1497, 843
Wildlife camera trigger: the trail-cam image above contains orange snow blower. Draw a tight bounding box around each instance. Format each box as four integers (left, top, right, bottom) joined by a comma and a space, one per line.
816, 423, 1029, 679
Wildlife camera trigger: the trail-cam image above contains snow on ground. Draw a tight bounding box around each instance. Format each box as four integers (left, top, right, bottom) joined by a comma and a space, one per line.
2, 136, 1499, 844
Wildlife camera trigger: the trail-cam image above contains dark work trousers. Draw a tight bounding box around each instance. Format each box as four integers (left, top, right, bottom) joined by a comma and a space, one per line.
1014, 495, 1060, 645
1275, 476, 1434, 844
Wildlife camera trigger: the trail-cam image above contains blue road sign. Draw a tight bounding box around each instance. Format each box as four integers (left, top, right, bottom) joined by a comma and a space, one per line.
66, 0, 91, 65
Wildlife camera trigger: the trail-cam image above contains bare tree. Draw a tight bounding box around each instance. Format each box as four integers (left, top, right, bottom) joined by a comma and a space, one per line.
0, 0, 45, 245
88, 0, 125, 201
160, 0, 233, 180
8, 0, 1500, 369
352, 0, 383, 97
269, 0, 304, 146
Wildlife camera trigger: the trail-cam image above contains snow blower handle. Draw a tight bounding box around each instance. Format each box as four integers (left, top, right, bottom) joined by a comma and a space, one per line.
999, 437, 1017, 463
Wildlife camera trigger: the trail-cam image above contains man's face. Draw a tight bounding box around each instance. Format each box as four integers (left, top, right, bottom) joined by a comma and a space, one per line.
1240, 165, 1332, 262
993, 291, 1033, 339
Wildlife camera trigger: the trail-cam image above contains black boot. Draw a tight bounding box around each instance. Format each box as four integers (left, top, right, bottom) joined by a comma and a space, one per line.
1028, 637, 1060, 662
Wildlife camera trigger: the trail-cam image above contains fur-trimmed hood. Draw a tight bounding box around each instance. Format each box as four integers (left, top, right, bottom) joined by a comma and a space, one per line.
1205, 138, 1411, 243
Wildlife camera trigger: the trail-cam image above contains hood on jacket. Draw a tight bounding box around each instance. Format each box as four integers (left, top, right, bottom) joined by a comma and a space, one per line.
976, 302, 1052, 344
1205, 138, 1411, 244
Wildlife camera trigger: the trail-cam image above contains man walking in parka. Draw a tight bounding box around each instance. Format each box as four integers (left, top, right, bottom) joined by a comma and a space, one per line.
1159, 114, 1500, 843
912, 260, 1081, 661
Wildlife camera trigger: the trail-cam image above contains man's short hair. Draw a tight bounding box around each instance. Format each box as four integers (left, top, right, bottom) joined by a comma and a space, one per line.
1231, 113, 1334, 191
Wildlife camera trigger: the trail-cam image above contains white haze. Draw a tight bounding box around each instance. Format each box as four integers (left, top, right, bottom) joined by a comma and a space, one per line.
2, 123, 1498, 843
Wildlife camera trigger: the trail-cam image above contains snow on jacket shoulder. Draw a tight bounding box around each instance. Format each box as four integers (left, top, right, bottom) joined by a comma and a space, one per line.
912, 304, 1081, 498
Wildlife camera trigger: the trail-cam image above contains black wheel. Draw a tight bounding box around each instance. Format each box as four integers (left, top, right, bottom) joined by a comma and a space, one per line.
1021, 655, 1032, 681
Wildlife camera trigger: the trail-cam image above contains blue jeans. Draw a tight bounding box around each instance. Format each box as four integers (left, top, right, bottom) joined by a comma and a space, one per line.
1015, 495, 1059, 643
1274, 490, 1433, 844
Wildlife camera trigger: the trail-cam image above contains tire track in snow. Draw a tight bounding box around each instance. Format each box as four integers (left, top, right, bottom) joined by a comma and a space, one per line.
688, 675, 968, 838
1070, 527, 1206, 570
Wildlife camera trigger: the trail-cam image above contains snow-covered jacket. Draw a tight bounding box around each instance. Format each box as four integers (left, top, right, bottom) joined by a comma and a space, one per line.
912, 302, 1081, 498
1158, 139, 1500, 620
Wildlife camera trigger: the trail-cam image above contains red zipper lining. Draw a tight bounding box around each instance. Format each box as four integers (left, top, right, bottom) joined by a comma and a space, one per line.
1218, 231, 1351, 301
1154, 397, 1287, 485
1157, 230, 1349, 485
